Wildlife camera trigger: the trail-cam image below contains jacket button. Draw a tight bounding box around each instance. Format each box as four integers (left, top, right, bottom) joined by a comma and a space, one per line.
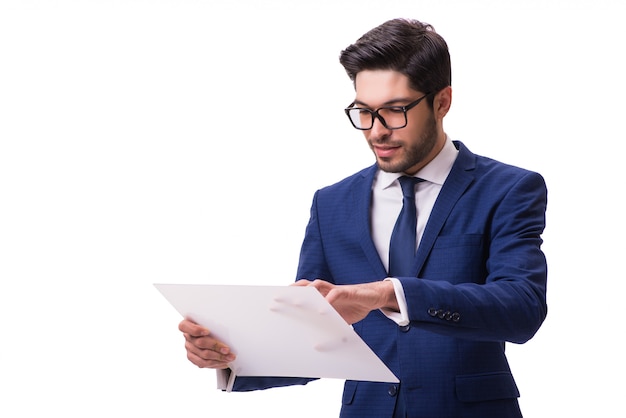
444, 311, 452, 321
452, 312, 461, 322
427, 308, 438, 317
388, 385, 398, 397
437, 309, 446, 319
399, 324, 410, 332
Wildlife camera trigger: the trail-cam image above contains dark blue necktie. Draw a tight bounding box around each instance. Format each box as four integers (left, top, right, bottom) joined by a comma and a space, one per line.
388, 176, 423, 277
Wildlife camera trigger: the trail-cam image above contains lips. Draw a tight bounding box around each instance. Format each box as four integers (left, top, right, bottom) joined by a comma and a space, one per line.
373, 145, 401, 158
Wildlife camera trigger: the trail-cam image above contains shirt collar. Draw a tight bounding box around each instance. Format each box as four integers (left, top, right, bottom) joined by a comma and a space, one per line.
377, 135, 459, 190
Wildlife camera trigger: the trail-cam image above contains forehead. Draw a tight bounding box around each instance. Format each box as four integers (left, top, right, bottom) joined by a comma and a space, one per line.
354, 70, 420, 105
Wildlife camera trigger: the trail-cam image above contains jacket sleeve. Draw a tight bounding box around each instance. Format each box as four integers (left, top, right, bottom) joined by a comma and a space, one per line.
400, 170, 548, 344
229, 375, 316, 392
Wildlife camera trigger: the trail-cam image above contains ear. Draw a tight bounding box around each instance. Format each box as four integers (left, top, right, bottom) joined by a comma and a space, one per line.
434, 86, 452, 120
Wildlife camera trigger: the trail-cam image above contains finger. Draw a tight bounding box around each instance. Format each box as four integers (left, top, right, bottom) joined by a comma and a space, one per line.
291, 279, 311, 287
178, 318, 210, 336
309, 279, 333, 296
184, 334, 235, 359
185, 334, 228, 351
185, 346, 232, 369
184, 339, 236, 367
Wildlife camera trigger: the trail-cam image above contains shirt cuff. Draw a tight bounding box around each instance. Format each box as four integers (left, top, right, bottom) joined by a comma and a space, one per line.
380, 278, 410, 326
216, 368, 232, 391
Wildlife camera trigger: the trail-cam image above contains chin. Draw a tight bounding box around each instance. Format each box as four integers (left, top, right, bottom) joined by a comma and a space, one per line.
376, 160, 404, 173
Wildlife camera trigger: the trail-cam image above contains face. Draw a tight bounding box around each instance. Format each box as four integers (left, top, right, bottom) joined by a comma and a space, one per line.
353, 70, 449, 175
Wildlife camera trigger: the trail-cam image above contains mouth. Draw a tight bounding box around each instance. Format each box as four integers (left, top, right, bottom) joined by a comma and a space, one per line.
373, 144, 401, 159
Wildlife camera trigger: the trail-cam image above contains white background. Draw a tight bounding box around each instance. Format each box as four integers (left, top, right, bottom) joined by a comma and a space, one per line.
1, 0, 625, 416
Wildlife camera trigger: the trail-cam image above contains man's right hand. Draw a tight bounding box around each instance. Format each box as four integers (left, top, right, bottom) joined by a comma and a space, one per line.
178, 318, 236, 369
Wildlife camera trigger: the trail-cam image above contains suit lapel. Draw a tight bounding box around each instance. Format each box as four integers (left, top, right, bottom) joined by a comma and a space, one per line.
413, 141, 476, 275
354, 165, 389, 278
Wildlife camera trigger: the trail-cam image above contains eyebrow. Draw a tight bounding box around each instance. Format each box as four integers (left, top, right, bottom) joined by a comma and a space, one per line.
353, 97, 414, 108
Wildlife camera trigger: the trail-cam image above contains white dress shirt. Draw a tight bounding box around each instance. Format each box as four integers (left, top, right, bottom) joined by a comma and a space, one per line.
375, 137, 458, 325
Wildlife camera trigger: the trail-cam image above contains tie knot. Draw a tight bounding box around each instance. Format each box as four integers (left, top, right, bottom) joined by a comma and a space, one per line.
398, 176, 423, 199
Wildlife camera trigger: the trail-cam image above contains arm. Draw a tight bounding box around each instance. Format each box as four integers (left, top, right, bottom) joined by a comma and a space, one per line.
296, 171, 547, 344
401, 171, 548, 343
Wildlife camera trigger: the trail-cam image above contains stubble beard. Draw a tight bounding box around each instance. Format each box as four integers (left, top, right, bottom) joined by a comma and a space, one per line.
373, 114, 438, 174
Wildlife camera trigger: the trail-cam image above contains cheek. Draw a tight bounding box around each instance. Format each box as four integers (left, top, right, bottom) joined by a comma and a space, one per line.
406, 112, 436, 138
401, 123, 425, 143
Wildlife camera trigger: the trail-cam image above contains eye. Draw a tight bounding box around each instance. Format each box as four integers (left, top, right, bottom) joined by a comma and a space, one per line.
385, 107, 405, 114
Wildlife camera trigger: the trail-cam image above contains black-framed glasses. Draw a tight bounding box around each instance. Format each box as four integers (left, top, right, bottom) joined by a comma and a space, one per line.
344, 93, 431, 130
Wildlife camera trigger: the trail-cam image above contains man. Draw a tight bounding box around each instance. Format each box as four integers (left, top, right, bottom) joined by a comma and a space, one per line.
179, 18, 547, 417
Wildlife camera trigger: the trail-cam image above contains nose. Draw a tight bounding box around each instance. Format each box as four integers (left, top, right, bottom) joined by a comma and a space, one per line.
369, 115, 392, 140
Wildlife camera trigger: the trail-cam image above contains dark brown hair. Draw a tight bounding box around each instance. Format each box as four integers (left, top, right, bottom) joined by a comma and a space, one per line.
339, 18, 451, 106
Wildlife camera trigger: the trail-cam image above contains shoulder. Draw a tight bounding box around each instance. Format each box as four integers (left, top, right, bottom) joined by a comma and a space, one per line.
316, 164, 377, 196
305, 164, 377, 217
454, 140, 546, 189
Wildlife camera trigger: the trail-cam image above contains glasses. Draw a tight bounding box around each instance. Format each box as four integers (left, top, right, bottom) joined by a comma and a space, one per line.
344, 93, 431, 130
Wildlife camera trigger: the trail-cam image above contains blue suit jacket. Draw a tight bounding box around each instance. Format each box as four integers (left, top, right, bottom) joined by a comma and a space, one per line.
232, 141, 548, 418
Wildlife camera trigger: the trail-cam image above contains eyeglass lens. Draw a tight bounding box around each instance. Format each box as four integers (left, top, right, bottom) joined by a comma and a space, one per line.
347, 107, 407, 130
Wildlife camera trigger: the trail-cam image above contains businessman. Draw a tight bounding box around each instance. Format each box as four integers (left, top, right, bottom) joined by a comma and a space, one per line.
179, 18, 548, 417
